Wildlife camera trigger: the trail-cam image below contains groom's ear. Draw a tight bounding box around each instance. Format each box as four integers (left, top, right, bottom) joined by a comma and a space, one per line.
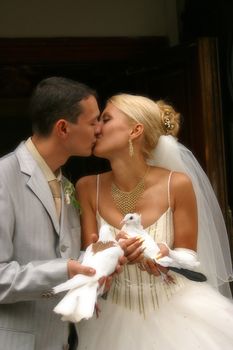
55, 119, 69, 138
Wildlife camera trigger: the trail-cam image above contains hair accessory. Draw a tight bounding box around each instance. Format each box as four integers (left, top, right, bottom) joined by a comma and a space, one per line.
163, 110, 175, 133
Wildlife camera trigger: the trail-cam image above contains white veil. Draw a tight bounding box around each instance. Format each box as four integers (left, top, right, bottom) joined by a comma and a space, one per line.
147, 135, 233, 298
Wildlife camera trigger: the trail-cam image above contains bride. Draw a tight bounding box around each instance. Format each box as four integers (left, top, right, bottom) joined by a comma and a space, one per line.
76, 93, 233, 349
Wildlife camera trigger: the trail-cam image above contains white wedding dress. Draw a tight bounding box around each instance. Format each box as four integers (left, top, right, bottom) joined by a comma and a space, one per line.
77, 174, 233, 350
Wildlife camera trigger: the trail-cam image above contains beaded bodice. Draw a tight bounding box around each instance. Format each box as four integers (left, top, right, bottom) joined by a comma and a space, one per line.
95, 173, 186, 317
96, 209, 186, 317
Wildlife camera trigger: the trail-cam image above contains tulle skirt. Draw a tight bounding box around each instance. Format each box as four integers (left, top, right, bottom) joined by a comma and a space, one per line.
77, 279, 233, 350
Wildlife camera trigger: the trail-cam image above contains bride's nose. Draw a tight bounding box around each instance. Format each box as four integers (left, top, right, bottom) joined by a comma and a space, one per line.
95, 120, 103, 137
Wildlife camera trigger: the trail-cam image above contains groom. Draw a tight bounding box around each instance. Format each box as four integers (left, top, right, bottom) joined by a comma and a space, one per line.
0, 77, 141, 350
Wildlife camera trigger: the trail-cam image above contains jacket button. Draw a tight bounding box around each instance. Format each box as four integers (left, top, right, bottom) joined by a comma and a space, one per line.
61, 244, 67, 252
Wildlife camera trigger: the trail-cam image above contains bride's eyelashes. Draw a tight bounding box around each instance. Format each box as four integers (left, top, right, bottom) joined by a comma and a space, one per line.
101, 115, 111, 124
100, 112, 112, 124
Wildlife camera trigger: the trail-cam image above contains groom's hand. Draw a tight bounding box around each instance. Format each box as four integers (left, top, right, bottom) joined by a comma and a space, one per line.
67, 259, 96, 279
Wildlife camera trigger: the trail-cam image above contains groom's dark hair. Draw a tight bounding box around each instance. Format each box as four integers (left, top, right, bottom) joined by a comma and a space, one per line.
29, 76, 97, 136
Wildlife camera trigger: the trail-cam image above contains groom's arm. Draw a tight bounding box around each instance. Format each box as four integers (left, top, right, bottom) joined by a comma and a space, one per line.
0, 178, 95, 303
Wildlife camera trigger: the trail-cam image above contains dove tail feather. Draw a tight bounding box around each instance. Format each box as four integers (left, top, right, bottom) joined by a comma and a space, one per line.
72, 283, 98, 322
54, 282, 99, 323
53, 289, 78, 316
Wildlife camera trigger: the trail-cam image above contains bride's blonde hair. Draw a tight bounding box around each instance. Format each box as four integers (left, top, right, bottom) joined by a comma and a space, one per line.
108, 94, 180, 159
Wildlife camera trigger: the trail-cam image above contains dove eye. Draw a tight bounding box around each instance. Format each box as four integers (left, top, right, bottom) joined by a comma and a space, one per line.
129, 216, 133, 220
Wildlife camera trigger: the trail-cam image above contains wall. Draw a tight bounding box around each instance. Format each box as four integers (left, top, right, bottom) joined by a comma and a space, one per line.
0, 0, 179, 45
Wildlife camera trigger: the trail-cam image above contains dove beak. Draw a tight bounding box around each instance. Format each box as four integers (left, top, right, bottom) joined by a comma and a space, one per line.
120, 218, 126, 225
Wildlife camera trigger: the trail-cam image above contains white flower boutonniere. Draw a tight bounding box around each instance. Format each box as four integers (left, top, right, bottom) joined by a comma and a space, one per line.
63, 179, 81, 211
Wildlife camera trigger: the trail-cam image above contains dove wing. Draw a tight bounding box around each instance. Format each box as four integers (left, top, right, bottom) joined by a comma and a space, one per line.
53, 227, 123, 322
52, 273, 97, 294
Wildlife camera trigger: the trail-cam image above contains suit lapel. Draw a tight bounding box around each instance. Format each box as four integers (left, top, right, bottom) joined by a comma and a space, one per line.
59, 186, 65, 240
16, 143, 60, 234
27, 175, 60, 234
59, 180, 70, 241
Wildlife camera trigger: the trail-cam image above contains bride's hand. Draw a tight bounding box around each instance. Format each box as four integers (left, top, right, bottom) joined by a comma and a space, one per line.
138, 258, 169, 277
116, 231, 144, 264
138, 258, 160, 276
156, 243, 170, 259
141, 258, 175, 284
138, 243, 170, 276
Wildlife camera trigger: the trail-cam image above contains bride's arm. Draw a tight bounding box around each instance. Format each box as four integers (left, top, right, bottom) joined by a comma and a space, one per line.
151, 172, 198, 273
172, 172, 198, 251
76, 175, 98, 249
76, 176, 144, 264
155, 173, 198, 260
142, 172, 198, 276
76, 176, 124, 290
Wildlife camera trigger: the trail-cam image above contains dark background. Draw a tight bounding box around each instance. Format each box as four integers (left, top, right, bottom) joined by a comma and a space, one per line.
180, 0, 233, 213
0, 0, 232, 213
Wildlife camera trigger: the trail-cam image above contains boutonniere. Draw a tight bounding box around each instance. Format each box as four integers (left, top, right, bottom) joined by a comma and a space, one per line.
63, 179, 81, 211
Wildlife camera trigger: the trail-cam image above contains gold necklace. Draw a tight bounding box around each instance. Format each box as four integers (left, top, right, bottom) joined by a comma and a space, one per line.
111, 167, 149, 216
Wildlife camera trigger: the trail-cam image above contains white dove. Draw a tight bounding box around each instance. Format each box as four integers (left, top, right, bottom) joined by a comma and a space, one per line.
52, 224, 124, 323
121, 213, 200, 270
121, 213, 173, 264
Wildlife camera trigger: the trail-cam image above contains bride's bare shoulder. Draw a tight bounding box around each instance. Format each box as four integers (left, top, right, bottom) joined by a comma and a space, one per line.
150, 166, 191, 181
75, 174, 96, 190
149, 166, 172, 179
171, 171, 192, 186
75, 171, 112, 191
169, 171, 195, 199
149, 167, 193, 194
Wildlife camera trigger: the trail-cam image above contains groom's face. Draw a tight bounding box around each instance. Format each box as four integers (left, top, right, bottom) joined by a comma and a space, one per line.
66, 95, 101, 156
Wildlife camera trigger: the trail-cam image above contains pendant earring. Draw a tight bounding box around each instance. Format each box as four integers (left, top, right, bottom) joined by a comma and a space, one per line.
129, 139, 134, 157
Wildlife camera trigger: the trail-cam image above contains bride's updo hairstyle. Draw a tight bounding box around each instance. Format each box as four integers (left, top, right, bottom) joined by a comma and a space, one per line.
108, 94, 180, 159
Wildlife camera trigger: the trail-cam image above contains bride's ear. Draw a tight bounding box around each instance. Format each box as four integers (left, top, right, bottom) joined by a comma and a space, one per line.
130, 123, 144, 139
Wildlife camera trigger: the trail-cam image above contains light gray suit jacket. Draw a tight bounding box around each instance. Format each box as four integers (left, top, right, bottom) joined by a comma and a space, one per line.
0, 142, 81, 350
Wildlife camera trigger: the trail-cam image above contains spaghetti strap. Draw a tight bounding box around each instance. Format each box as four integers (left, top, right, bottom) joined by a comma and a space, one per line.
96, 174, 100, 213
167, 171, 173, 208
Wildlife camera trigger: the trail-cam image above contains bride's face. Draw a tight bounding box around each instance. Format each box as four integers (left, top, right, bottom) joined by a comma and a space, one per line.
93, 102, 133, 158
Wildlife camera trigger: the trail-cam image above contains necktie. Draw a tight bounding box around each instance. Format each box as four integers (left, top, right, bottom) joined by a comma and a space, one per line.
49, 179, 61, 219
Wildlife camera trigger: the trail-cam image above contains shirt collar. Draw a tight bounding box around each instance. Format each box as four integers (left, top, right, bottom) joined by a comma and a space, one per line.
25, 137, 61, 182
